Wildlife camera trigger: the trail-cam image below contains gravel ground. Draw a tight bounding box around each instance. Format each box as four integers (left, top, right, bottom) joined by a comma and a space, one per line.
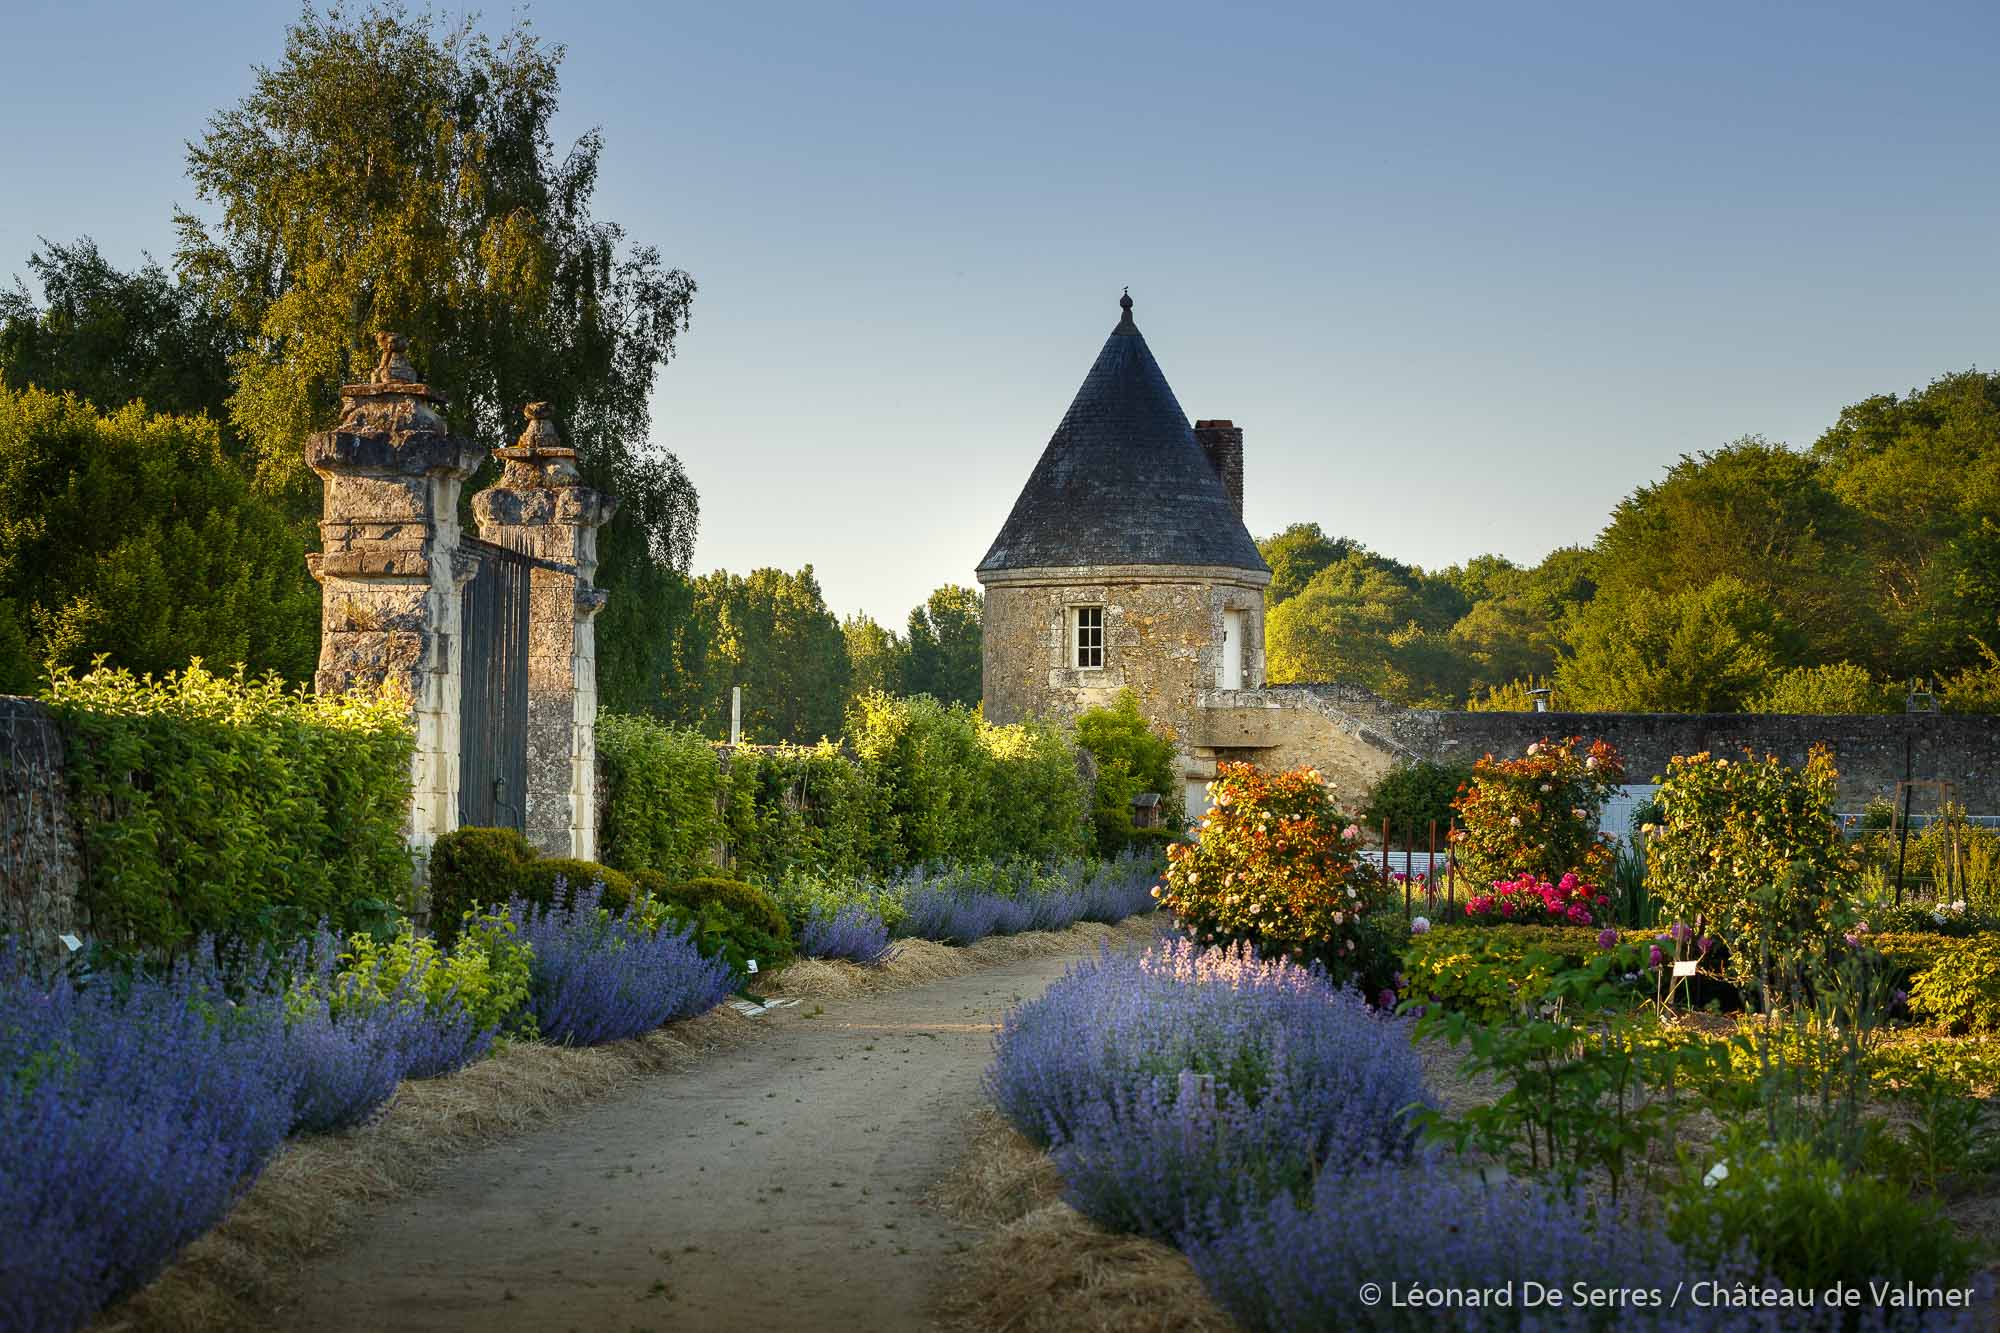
278, 929, 1159, 1333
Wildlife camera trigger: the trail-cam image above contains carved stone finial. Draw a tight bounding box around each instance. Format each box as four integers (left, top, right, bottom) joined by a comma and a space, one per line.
373, 332, 419, 385
497, 399, 579, 486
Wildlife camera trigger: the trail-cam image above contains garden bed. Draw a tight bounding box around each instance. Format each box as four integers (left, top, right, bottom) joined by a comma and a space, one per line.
89, 912, 1163, 1333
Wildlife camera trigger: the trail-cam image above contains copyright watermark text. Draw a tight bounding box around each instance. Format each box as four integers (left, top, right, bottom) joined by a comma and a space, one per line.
1356, 1281, 1975, 1312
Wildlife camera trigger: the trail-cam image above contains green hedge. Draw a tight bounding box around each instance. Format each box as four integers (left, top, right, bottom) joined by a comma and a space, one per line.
46, 662, 414, 954
599, 694, 1089, 884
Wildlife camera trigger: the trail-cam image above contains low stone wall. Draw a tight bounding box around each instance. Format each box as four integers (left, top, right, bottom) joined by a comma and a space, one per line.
0, 697, 81, 954
1398, 710, 2000, 810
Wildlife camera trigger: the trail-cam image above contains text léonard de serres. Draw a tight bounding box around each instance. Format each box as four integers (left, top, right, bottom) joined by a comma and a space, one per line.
1384, 1281, 1975, 1311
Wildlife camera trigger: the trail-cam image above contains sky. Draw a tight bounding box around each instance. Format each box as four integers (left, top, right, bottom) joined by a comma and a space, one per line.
4, 0, 1998, 627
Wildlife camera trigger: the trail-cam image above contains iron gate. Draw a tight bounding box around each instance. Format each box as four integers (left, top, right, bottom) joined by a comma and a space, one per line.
459, 540, 531, 830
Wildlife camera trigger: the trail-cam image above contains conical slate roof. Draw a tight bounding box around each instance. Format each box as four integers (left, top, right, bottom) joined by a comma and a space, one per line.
976, 295, 1268, 576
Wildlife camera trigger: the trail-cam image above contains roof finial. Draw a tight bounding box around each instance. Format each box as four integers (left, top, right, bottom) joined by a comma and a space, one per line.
1115, 287, 1136, 333
1120, 287, 1132, 313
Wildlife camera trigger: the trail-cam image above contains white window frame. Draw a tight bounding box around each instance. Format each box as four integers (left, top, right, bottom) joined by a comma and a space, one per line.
1072, 604, 1105, 670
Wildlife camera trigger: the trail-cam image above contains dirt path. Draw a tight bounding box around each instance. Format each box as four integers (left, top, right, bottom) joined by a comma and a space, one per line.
279, 941, 1131, 1333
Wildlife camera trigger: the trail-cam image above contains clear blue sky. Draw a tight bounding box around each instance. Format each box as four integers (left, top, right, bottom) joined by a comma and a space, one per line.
5, 1, 1996, 627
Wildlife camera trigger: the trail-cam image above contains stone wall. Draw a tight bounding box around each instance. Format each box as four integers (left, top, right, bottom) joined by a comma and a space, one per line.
1398, 709, 2000, 810
0, 697, 80, 954
1227, 684, 2000, 811
980, 564, 1269, 756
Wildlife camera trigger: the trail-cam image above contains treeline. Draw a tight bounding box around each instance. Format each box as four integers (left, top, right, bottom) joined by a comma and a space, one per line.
0, 6, 985, 743
1263, 379, 2000, 714
0, 7, 694, 708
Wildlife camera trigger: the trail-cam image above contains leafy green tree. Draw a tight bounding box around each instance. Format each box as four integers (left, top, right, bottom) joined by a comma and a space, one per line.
676, 567, 849, 743
1361, 758, 1473, 842
843, 613, 908, 700
1520, 546, 1599, 629
1592, 438, 1870, 668
1941, 641, 2000, 714
0, 388, 319, 687
173, 4, 698, 712
1449, 596, 1559, 696
1555, 576, 1787, 712
1257, 522, 1355, 605
1746, 663, 1894, 714
1265, 553, 1471, 705
1074, 689, 1182, 855
904, 584, 982, 707
1814, 371, 2000, 676
0, 237, 236, 426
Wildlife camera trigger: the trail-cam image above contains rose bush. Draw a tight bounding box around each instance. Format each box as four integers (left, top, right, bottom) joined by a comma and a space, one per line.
1464, 871, 1610, 927
1450, 737, 1624, 888
1160, 762, 1397, 999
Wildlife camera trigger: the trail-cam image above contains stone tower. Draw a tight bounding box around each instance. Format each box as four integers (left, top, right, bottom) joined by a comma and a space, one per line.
975, 293, 1271, 808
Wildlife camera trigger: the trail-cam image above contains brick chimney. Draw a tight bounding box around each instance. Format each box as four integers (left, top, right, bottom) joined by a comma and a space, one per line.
1194, 420, 1244, 517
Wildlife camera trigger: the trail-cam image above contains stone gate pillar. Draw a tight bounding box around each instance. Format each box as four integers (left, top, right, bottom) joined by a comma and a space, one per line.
471, 404, 618, 859
306, 334, 485, 869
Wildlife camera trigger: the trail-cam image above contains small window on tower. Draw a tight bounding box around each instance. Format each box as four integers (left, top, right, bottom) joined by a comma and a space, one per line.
1073, 606, 1104, 669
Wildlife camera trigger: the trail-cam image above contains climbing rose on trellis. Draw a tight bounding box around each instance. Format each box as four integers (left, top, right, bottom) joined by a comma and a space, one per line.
1450, 737, 1624, 889
1160, 763, 1397, 998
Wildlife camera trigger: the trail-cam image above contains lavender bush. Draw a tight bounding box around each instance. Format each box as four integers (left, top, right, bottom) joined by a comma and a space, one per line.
0, 941, 297, 1333
800, 902, 899, 966
986, 939, 1428, 1239
1182, 1158, 1991, 1333
893, 850, 1162, 945
514, 887, 735, 1044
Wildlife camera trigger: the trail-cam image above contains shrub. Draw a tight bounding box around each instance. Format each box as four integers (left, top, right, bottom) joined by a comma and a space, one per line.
512, 888, 735, 1044
1401, 924, 1607, 1021
1074, 689, 1183, 857
517, 858, 636, 915
848, 691, 1088, 866
1161, 762, 1397, 998
1907, 934, 2000, 1034
1666, 1129, 1977, 1297
799, 903, 897, 966
1463, 871, 1609, 927
1647, 745, 1852, 988
330, 910, 535, 1039
425, 826, 537, 940
1183, 1162, 1719, 1333
719, 742, 892, 882
1360, 758, 1473, 843
1450, 736, 1623, 888
986, 939, 1428, 1240
0, 941, 298, 1331
45, 662, 414, 955
596, 712, 725, 882
667, 877, 792, 967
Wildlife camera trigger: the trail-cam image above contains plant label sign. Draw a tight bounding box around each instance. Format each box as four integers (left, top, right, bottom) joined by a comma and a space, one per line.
1672, 960, 1698, 978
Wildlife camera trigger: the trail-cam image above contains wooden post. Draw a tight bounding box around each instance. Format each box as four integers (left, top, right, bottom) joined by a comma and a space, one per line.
1427, 820, 1438, 913
1380, 818, 1390, 886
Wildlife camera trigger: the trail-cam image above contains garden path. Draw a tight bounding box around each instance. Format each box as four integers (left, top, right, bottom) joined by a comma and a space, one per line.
279, 943, 1124, 1332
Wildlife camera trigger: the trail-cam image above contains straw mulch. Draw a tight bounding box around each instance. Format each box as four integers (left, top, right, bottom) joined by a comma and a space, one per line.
928, 1111, 1232, 1333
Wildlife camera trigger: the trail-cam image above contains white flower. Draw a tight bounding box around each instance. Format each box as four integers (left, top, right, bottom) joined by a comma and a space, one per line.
1585, 756, 1598, 770
1508, 816, 1521, 827
1572, 808, 1587, 820
1703, 1161, 1729, 1189
1527, 743, 1541, 756
1411, 916, 1431, 935
1330, 911, 1344, 925
1346, 886, 1357, 899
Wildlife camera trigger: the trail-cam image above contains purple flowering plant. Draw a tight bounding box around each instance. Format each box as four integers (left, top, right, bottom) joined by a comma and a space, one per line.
986, 939, 1429, 1239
